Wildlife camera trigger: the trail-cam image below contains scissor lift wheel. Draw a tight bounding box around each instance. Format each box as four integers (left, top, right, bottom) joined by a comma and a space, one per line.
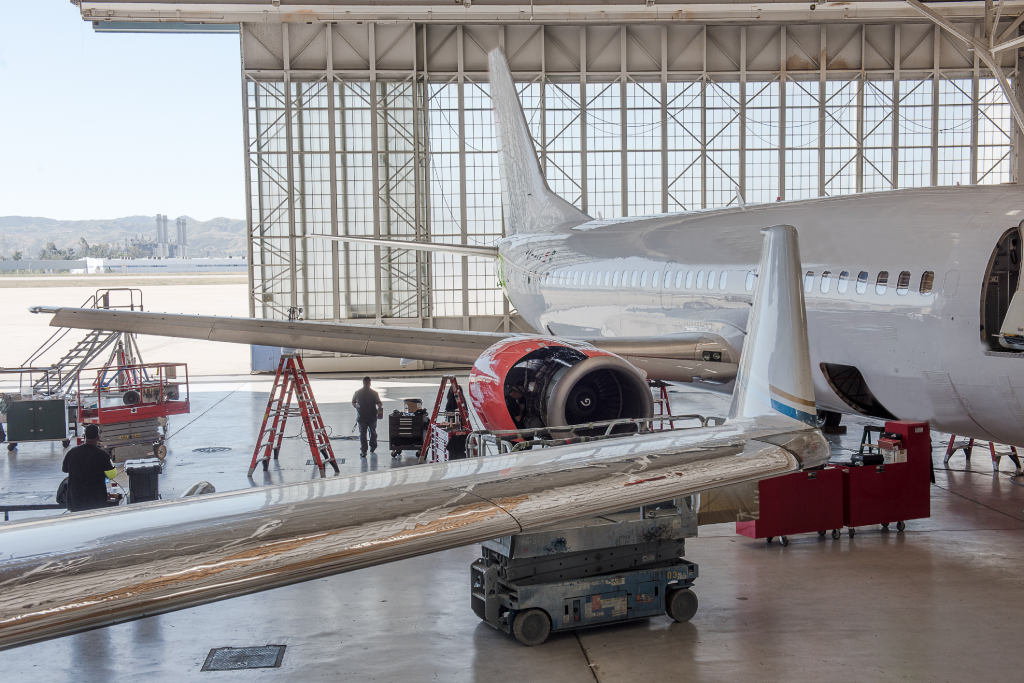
512, 609, 551, 646
666, 588, 698, 623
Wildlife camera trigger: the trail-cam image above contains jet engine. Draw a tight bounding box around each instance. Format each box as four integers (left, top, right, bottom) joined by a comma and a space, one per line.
468, 337, 654, 433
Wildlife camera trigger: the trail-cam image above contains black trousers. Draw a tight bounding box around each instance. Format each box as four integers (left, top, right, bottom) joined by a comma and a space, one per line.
358, 418, 378, 453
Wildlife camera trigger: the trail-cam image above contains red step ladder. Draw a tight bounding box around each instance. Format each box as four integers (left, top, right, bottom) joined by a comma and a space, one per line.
419, 375, 473, 464
650, 380, 674, 430
248, 353, 340, 478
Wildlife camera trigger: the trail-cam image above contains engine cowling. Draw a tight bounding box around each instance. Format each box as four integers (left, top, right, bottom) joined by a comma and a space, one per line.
468, 337, 654, 433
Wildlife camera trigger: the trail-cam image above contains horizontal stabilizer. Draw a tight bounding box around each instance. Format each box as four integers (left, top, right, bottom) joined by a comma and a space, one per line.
312, 234, 498, 258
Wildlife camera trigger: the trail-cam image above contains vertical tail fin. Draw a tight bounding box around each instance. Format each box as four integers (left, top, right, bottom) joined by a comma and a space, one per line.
728, 225, 818, 427
488, 49, 591, 234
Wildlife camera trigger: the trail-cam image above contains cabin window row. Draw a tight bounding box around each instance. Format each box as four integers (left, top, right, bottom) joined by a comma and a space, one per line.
540, 268, 732, 291
802, 270, 935, 296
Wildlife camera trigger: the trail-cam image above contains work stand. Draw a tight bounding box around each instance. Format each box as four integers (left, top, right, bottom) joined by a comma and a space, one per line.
471, 498, 699, 646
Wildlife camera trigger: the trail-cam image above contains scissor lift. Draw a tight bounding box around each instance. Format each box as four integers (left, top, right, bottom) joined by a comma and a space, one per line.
471, 498, 699, 646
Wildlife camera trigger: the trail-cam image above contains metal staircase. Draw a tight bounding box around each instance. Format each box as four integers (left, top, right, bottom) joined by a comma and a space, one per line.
22, 289, 144, 397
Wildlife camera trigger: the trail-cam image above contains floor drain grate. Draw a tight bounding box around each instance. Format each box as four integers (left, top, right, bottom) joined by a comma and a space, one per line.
202, 645, 286, 671
193, 447, 232, 453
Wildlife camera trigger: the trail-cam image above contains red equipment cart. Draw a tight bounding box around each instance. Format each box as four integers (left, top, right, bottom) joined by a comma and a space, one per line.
76, 362, 190, 461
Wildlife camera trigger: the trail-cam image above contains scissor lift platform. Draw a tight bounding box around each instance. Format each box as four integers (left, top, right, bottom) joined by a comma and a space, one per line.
471, 500, 699, 646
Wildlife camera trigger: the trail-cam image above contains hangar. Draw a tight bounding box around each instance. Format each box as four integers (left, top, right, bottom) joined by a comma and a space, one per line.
1, 1, 1024, 681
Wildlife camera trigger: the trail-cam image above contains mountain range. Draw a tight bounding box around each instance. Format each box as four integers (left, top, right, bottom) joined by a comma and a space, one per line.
0, 215, 246, 259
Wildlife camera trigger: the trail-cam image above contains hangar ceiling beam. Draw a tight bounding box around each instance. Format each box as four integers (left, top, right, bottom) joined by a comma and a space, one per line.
77, 1, 1019, 27
907, 0, 1024, 136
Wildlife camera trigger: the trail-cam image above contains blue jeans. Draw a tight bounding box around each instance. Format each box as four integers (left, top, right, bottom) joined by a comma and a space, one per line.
358, 418, 378, 454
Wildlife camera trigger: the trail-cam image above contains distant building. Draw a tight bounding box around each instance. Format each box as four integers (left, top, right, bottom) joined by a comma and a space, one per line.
175, 217, 188, 259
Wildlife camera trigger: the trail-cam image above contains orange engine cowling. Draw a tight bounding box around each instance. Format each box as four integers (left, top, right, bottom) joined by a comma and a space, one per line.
467, 337, 654, 433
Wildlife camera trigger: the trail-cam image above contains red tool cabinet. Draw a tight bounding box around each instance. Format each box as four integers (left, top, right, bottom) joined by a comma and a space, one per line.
836, 421, 931, 535
736, 421, 931, 544
735, 467, 844, 545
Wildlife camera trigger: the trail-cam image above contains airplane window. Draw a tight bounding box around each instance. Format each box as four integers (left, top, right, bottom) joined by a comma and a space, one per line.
604, 271, 611, 286
588, 271, 595, 286
696, 270, 705, 289
719, 270, 728, 290
573, 271, 580, 286
820, 271, 831, 294
804, 271, 814, 293
664, 271, 672, 288
631, 271, 638, 287
639, 271, 647, 287
621, 270, 628, 286
650, 271, 659, 288
920, 271, 934, 294
837, 271, 849, 294
707, 270, 716, 290
675, 270, 684, 288
896, 271, 911, 295
686, 270, 694, 288
745, 271, 755, 291
856, 271, 868, 294
875, 271, 889, 295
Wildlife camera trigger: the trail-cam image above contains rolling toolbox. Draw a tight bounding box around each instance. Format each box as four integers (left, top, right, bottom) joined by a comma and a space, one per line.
838, 420, 931, 536
388, 408, 428, 458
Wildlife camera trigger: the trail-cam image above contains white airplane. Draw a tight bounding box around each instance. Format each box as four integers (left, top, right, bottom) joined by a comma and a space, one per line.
34, 49, 1024, 459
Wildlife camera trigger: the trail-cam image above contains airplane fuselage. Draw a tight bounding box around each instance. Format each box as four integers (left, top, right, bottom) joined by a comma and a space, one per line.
497, 185, 1024, 446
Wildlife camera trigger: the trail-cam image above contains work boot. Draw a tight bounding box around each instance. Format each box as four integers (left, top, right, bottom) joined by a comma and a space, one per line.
360, 452, 367, 458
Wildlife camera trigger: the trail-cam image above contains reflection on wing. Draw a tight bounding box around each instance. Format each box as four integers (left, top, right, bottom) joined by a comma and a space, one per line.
0, 426, 808, 650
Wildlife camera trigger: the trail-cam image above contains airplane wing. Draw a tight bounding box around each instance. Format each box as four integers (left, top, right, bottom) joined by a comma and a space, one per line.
1, 224, 824, 650
30, 307, 738, 383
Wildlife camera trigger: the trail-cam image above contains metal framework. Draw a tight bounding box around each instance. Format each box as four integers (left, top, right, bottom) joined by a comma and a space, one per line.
239, 19, 1018, 334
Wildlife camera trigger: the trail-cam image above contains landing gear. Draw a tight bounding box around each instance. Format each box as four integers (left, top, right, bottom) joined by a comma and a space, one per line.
817, 410, 846, 434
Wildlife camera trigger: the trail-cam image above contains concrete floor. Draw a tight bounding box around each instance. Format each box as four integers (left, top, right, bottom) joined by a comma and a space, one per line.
2, 279, 1024, 681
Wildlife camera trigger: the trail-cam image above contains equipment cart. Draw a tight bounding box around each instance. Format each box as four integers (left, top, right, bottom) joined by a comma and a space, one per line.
1, 367, 76, 451
389, 398, 428, 458
472, 499, 699, 646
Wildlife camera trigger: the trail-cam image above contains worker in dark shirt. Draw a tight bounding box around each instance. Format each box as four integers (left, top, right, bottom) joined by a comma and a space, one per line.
352, 376, 383, 457
62, 424, 116, 512
506, 386, 527, 429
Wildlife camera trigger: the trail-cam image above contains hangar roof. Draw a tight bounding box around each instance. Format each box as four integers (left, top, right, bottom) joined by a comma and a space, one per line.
76, 1, 1005, 28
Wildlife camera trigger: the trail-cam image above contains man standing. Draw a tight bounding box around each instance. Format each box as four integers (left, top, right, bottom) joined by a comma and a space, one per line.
62, 424, 116, 512
352, 376, 383, 457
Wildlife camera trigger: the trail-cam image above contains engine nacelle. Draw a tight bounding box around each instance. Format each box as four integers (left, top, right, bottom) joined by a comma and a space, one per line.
468, 337, 654, 433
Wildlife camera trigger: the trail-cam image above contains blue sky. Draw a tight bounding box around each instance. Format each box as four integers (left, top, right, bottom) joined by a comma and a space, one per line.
0, 2, 244, 221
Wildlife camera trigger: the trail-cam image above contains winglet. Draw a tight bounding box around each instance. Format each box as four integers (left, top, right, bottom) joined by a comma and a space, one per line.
728, 225, 817, 427
488, 49, 590, 234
